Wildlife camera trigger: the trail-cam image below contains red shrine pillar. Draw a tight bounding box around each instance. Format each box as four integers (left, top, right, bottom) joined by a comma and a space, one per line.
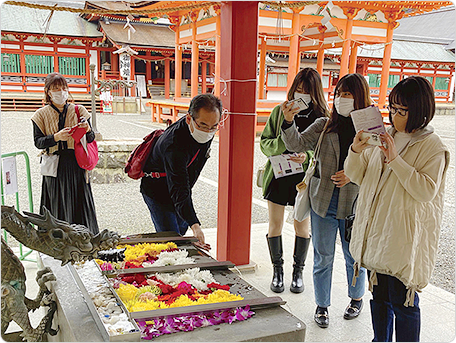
339, 8, 358, 77
191, 11, 199, 97
316, 26, 326, 76
217, 1, 258, 266
164, 58, 171, 99
258, 37, 267, 99
348, 43, 359, 74
378, 18, 396, 108
201, 61, 207, 93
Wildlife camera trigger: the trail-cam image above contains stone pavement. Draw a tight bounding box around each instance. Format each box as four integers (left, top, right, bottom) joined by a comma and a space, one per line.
201, 222, 456, 342
8, 224, 456, 342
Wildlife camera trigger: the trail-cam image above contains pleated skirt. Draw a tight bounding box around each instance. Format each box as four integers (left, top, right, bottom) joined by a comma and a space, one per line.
40, 149, 99, 234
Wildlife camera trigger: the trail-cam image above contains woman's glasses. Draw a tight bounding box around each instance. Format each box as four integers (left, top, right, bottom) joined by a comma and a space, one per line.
387, 105, 409, 117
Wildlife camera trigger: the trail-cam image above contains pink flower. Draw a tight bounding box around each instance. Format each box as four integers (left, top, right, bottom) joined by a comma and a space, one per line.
100, 262, 113, 271
235, 305, 255, 321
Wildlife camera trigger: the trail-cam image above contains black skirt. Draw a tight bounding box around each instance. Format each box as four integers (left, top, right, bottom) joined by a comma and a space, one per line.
40, 149, 99, 234
264, 171, 305, 206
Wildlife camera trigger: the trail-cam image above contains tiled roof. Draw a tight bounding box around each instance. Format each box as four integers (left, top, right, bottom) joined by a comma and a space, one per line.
0, 3, 101, 37
326, 40, 455, 63
393, 5, 455, 44
99, 21, 174, 48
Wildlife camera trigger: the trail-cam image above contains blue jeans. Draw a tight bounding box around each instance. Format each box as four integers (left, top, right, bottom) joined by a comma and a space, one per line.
142, 193, 189, 236
310, 188, 366, 307
370, 272, 420, 342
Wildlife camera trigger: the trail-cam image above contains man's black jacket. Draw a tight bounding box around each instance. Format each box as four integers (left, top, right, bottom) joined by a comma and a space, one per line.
140, 117, 212, 227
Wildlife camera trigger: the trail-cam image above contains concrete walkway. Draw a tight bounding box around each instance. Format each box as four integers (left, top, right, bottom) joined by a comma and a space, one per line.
9, 224, 455, 342
202, 222, 455, 342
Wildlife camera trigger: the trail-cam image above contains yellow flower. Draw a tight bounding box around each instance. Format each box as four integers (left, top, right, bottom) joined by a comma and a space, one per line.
121, 242, 178, 262
116, 284, 139, 304
94, 259, 104, 265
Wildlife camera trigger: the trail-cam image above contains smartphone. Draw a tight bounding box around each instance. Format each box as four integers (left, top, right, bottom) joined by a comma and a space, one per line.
361, 132, 383, 146
289, 98, 309, 112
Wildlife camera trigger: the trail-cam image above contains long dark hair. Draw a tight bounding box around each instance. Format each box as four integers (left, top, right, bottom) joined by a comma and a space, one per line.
287, 67, 329, 118
388, 76, 435, 133
326, 73, 371, 133
44, 72, 69, 104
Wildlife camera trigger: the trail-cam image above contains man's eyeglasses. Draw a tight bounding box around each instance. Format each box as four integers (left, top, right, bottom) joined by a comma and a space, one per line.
387, 105, 409, 117
192, 117, 220, 133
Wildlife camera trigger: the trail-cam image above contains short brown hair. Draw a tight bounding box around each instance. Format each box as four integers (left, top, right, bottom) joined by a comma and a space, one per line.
44, 73, 69, 104
327, 73, 372, 133
287, 67, 329, 118
388, 76, 435, 132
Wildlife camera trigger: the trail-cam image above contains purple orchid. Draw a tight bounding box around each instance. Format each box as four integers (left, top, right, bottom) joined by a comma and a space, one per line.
136, 306, 254, 339
235, 305, 255, 321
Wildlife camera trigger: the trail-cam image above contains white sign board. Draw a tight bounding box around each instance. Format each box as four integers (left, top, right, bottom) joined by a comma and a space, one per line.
119, 53, 131, 79
2, 156, 18, 195
135, 75, 147, 98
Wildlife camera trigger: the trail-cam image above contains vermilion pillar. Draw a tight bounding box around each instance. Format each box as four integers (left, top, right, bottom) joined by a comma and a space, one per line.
378, 20, 395, 108
130, 56, 136, 96
316, 26, 326, 76
258, 38, 267, 99
171, 15, 182, 98
217, 1, 258, 265
287, 9, 302, 90
339, 9, 358, 77
191, 12, 199, 97
164, 58, 170, 99
214, 7, 221, 96
201, 61, 207, 93
348, 43, 358, 74
145, 52, 151, 86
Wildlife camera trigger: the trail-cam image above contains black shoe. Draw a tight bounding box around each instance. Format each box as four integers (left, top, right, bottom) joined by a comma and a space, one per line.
343, 299, 363, 320
314, 306, 329, 328
290, 267, 303, 293
290, 236, 311, 293
270, 265, 284, 293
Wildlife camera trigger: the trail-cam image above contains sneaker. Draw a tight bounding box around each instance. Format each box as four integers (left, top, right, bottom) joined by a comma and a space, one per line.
314, 306, 329, 328
343, 299, 363, 320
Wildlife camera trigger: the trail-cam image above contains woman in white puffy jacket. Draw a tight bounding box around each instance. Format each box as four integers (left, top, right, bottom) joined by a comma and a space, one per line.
344, 76, 450, 342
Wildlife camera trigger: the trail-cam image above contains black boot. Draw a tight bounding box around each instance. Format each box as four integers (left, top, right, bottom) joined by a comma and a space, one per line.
290, 236, 311, 293
266, 234, 284, 293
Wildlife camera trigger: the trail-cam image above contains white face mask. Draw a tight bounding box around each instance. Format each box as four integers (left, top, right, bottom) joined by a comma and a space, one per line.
294, 92, 312, 106
189, 118, 216, 144
334, 96, 354, 117
50, 90, 68, 105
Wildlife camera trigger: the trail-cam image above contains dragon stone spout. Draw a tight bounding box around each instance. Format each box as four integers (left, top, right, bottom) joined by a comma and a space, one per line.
1, 205, 121, 341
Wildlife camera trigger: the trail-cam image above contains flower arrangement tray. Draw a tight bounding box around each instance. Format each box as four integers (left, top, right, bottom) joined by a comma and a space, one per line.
104, 268, 286, 321
101, 260, 236, 276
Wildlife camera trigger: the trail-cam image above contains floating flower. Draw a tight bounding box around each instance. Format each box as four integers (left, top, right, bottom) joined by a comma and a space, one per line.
235, 304, 255, 321
136, 306, 255, 339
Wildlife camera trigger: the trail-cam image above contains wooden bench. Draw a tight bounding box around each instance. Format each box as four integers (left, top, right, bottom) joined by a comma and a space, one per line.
146, 100, 279, 133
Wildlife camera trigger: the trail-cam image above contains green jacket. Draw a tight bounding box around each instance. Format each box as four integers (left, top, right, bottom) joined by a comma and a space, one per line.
260, 105, 313, 197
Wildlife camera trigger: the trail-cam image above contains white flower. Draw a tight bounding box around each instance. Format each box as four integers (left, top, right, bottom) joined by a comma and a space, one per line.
155, 268, 216, 291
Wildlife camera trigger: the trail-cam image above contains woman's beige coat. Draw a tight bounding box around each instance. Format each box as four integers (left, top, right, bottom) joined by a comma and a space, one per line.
344, 125, 450, 306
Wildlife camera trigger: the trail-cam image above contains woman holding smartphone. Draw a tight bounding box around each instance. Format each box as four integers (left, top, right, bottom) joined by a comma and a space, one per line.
260, 68, 329, 294
31, 72, 99, 234
280, 73, 369, 328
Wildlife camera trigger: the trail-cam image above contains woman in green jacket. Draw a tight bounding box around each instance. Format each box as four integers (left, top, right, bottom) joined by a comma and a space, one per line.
260, 68, 329, 293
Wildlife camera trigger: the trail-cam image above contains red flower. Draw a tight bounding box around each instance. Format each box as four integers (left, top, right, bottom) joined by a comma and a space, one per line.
207, 282, 230, 291
125, 261, 143, 269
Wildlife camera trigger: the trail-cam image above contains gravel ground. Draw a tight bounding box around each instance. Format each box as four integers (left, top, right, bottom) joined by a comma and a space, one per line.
1, 110, 454, 293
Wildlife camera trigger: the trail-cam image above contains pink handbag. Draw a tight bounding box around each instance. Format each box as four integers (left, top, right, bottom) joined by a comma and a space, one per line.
71, 105, 99, 170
